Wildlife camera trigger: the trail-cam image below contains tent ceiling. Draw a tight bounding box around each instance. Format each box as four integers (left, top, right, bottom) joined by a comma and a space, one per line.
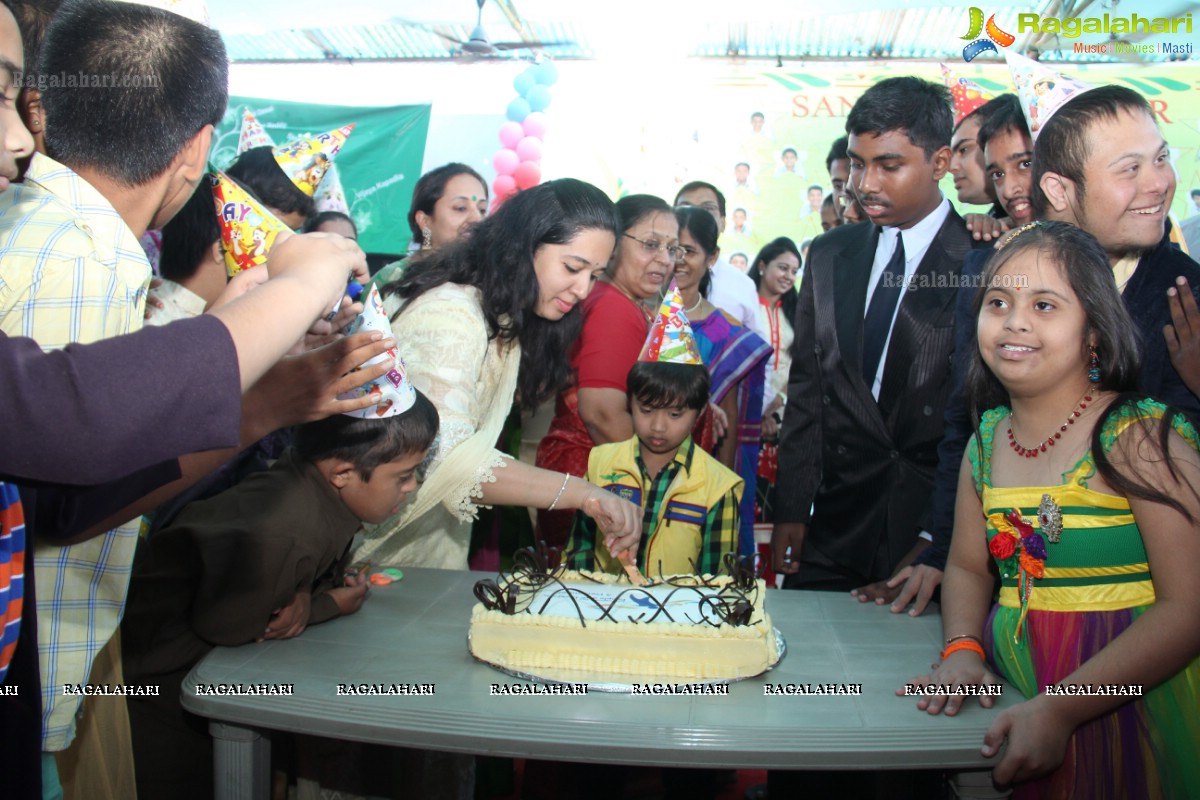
211, 0, 1195, 64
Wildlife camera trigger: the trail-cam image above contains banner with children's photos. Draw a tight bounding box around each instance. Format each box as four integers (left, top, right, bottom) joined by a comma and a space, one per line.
210, 97, 431, 256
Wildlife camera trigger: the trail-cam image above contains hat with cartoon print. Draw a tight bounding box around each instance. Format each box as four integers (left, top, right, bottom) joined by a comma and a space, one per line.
940, 64, 997, 126
638, 281, 702, 365
237, 109, 276, 155
336, 285, 416, 418
211, 171, 291, 277
272, 124, 355, 197
1005, 51, 1095, 141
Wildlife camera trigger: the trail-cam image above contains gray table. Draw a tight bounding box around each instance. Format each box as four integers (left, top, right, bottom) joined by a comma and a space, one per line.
182, 567, 1012, 799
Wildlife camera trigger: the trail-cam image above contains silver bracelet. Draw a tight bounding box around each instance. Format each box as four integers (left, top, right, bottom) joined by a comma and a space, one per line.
547, 472, 571, 511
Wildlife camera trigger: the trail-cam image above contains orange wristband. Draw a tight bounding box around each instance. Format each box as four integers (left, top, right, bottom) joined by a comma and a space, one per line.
940, 639, 987, 662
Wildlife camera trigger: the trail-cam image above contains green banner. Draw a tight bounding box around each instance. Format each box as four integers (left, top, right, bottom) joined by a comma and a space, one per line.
210, 97, 430, 255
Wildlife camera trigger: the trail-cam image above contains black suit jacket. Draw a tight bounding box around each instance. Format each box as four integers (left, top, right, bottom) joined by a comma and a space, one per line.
775, 209, 974, 581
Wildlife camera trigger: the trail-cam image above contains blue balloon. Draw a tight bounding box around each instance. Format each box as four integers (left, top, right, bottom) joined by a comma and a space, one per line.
525, 85, 551, 113
533, 60, 559, 86
513, 71, 535, 96
506, 97, 532, 122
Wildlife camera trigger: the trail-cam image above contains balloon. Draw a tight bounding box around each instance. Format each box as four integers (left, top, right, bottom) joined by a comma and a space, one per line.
533, 60, 559, 86
515, 136, 543, 162
493, 174, 517, 197
525, 85, 551, 113
513, 71, 535, 96
498, 121, 524, 149
513, 161, 541, 190
493, 148, 520, 176
506, 97, 531, 123
522, 112, 548, 139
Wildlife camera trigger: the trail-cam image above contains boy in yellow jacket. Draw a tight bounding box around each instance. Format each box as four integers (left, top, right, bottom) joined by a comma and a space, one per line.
566, 285, 743, 577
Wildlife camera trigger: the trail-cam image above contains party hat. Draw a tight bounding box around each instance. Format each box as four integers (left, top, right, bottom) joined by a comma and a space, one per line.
211, 172, 291, 278
118, 0, 209, 26
638, 282, 702, 365
1005, 51, 1094, 140
237, 109, 276, 155
337, 286, 416, 418
940, 64, 997, 127
313, 162, 350, 215
271, 124, 355, 197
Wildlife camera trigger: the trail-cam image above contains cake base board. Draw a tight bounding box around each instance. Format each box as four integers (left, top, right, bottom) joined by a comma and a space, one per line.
469, 628, 786, 693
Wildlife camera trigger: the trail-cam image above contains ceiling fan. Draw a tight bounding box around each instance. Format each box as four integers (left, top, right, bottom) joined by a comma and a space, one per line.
395, 0, 573, 59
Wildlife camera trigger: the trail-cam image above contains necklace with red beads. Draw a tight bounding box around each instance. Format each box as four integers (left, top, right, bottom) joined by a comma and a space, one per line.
1007, 392, 1093, 458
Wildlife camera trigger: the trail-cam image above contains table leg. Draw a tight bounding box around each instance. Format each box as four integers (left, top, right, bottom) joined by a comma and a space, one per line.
210, 721, 271, 800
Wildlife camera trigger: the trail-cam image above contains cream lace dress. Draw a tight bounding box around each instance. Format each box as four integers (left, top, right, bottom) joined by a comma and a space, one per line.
355, 283, 519, 569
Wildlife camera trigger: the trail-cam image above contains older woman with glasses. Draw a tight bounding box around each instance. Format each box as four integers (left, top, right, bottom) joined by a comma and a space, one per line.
535, 194, 681, 547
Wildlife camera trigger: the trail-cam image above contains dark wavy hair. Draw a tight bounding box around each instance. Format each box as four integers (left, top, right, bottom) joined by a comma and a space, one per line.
966, 221, 1196, 520
383, 178, 619, 412
748, 236, 801, 333
407, 162, 487, 243
294, 391, 439, 481
674, 205, 719, 299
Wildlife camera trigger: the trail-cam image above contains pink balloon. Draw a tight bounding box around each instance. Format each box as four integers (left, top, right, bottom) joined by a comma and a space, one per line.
498, 121, 524, 150
493, 148, 520, 176
522, 112, 548, 139
493, 173, 517, 197
513, 161, 541, 190
515, 136, 543, 162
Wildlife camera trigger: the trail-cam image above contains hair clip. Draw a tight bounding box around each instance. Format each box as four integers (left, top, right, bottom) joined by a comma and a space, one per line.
997, 220, 1045, 250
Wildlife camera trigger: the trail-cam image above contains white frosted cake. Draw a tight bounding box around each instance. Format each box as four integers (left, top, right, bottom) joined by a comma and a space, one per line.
468, 568, 780, 683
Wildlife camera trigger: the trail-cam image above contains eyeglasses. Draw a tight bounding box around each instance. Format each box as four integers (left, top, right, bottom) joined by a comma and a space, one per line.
677, 200, 722, 215
624, 233, 686, 262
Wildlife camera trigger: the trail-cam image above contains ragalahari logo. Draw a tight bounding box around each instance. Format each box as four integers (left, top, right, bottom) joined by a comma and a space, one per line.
960, 7, 1016, 62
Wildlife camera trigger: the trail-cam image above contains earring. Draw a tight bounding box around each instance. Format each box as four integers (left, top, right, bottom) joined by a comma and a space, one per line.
421, 227, 432, 249
1088, 348, 1101, 383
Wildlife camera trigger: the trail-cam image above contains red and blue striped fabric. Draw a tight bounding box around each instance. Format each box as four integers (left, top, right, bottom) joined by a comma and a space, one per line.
0, 481, 25, 683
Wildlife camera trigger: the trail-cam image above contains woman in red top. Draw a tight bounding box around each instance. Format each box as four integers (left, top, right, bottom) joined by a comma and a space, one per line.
535, 195, 682, 547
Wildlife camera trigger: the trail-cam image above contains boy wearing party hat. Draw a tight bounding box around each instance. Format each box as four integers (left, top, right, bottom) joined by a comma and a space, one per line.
121, 286, 438, 800
565, 284, 743, 578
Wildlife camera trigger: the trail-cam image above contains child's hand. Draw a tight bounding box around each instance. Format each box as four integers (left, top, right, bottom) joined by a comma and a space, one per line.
984, 695, 1074, 786
144, 277, 166, 320
581, 492, 641, 561
260, 590, 312, 641
329, 575, 369, 617
897, 650, 1000, 715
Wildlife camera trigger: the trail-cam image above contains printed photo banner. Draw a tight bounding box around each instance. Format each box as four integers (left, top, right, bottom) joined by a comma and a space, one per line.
210, 97, 431, 255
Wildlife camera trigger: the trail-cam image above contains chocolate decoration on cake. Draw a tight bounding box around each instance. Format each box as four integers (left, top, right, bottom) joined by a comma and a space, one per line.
471, 550, 764, 629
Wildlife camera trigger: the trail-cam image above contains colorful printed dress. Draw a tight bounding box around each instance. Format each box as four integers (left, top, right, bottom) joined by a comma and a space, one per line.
969, 401, 1200, 800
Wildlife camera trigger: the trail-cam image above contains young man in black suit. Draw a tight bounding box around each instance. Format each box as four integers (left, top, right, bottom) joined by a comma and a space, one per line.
771, 76, 975, 592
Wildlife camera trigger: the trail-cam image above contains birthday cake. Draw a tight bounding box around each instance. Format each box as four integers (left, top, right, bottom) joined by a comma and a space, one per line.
468, 551, 781, 683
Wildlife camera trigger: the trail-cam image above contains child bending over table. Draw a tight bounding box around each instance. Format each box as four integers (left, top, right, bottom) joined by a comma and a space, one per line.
121, 388, 439, 800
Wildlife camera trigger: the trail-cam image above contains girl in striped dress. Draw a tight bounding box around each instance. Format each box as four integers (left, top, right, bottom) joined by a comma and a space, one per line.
906, 221, 1200, 799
